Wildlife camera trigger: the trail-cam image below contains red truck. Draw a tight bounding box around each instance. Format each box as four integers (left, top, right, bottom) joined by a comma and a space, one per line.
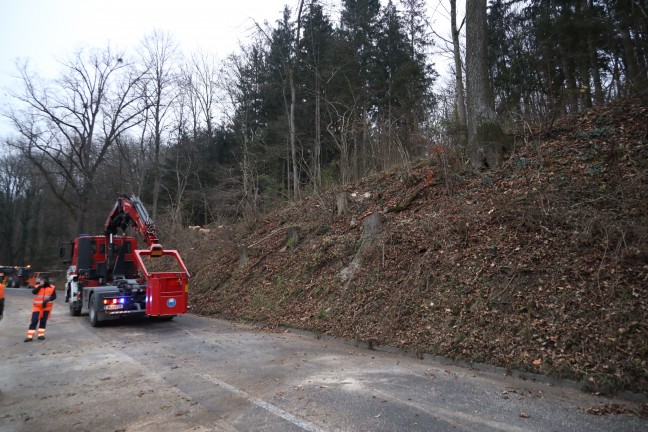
61, 195, 190, 326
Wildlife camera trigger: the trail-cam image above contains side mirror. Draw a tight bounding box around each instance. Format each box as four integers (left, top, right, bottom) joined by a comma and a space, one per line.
59, 244, 71, 264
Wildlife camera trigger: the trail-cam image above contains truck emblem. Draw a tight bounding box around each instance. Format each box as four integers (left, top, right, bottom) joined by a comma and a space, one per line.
167, 298, 177, 308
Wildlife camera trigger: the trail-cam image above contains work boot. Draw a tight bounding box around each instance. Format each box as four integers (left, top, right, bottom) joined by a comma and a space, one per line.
24, 337, 33, 342
38, 336, 45, 340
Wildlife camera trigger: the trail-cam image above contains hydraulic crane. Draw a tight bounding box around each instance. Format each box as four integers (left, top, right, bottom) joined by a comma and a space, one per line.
62, 195, 190, 326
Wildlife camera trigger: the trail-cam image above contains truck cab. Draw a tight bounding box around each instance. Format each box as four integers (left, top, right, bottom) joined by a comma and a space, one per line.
61, 234, 142, 317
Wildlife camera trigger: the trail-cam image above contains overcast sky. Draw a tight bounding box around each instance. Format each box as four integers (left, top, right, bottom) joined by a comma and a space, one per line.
0, 0, 457, 136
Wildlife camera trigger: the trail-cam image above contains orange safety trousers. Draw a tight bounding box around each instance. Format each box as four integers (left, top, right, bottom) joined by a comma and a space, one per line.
26, 285, 55, 340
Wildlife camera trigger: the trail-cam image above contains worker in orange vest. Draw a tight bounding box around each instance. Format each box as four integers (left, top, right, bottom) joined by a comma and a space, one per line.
25, 278, 56, 342
0, 274, 5, 321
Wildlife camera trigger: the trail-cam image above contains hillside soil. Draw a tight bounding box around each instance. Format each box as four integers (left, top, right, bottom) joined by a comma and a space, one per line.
180, 94, 648, 397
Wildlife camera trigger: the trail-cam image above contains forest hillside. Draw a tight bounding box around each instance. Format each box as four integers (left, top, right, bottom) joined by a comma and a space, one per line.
180, 94, 648, 397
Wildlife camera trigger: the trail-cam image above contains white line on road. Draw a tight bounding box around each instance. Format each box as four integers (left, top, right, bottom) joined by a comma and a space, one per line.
200, 373, 325, 432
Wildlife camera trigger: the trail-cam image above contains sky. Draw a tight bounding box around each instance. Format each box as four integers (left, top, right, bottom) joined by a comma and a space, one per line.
0, 0, 457, 136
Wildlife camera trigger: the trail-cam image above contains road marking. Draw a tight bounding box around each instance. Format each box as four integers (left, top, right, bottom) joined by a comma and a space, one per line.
200, 373, 324, 432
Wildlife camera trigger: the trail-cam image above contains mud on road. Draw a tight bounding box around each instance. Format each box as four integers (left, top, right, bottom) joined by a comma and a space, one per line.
1, 288, 646, 432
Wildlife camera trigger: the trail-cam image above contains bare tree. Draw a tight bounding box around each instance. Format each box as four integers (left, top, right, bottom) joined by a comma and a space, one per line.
465, 0, 504, 170
326, 101, 356, 186
160, 141, 194, 231
288, 0, 305, 200
222, 44, 264, 217
113, 134, 150, 197
0, 153, 40, 264
186, 50, 222, 140
138, 30, 180, 219
169, 54, 223, 227
3, 46, 148, 233
450, 0, 468, 150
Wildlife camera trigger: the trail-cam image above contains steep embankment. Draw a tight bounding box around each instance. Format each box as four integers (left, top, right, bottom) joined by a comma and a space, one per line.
181, 94, 648, 395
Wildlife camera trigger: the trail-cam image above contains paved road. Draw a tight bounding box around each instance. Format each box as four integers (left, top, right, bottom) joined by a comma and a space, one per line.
0, 288, 645, 431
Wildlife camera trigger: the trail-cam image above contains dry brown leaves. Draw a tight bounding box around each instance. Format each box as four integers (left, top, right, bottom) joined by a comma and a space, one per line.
180, 94, 648, 395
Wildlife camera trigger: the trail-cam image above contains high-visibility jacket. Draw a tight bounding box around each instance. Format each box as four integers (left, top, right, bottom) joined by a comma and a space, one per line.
0, 282, 5, 299
32, 285, 56, 313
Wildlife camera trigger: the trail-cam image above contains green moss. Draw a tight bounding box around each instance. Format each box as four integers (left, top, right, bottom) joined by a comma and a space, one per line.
477, 122, 512, 150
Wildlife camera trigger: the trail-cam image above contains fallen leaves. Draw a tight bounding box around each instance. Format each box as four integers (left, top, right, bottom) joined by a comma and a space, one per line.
582, 404, 629, 416
183, 94, 648, 395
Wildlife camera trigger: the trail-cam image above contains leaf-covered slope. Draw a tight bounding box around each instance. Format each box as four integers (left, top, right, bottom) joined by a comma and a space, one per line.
181, 94, 648, 394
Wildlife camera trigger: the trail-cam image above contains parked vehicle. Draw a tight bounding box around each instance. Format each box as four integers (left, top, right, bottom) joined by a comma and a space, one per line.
28, 272, 51, 288
61, 195, 190, 326
0, 265, 32, 288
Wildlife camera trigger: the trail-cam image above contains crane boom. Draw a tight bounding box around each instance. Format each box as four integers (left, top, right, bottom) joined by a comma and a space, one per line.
105, 195, 160, 248
61, 194, 190, 325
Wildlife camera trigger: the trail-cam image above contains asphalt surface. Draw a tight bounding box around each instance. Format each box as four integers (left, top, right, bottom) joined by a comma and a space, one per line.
0, 287, 646, 431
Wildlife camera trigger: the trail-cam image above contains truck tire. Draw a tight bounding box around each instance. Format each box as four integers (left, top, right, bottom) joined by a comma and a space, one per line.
69, 300, 82, 316
67, 283, 82, 316
88, 295, 102, 327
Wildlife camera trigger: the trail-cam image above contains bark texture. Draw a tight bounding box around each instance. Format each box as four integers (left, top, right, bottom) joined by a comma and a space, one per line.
465, 0, 504, 170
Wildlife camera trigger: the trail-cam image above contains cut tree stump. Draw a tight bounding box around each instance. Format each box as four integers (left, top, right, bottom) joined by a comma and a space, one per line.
336, 191, 348, 216
340, 212, 385, 291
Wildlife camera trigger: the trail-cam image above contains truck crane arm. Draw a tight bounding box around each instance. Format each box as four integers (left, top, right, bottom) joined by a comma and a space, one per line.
104, 195, 162, 253
63, 195, 189, 325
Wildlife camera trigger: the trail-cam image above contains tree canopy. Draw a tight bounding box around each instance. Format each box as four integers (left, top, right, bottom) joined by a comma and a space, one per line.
1, 0, 645, 267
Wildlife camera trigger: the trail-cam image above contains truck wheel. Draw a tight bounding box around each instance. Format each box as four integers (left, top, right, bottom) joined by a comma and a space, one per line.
69, 300, 82, 316
68, 283, 82, 316
88, 295, 102, 327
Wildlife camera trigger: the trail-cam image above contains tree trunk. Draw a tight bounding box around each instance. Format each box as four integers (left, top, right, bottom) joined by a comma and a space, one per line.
151, 143, 161, 220
289, 68, 300, 200
465, 0, 504, 171
242, 125, 250, 199
561, 53, 578, 113
313, 80, 322, 194
289, 0, 305, 200
589, 37, 604, 105
450, 0, 468, 150
76, 182, 93, 234
621, 27, 638, 90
